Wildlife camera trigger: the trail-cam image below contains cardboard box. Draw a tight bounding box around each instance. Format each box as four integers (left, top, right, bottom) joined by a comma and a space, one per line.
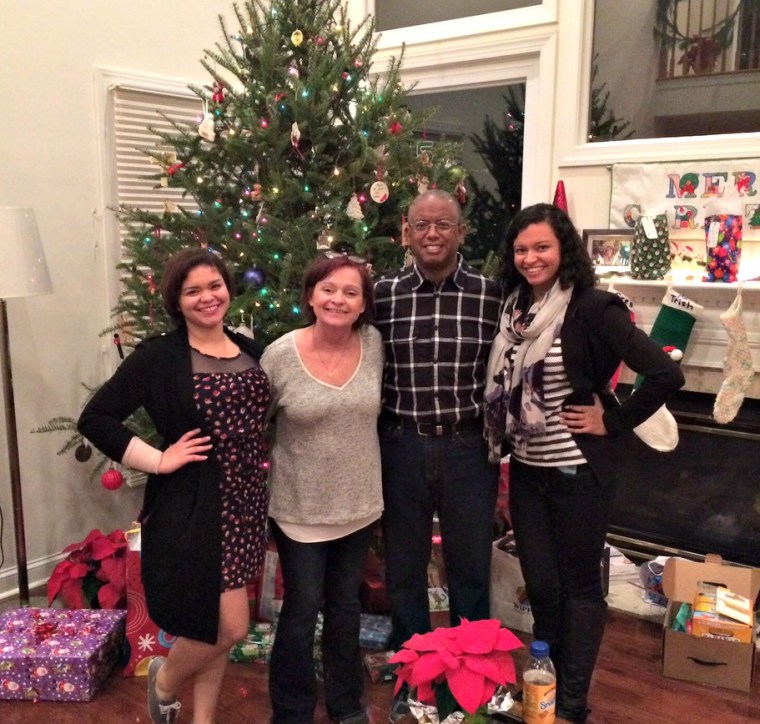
662, 554, 760, 692
0, 608, 126, 701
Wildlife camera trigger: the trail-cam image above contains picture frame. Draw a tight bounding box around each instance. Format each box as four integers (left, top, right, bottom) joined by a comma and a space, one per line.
582, 228, 634, 273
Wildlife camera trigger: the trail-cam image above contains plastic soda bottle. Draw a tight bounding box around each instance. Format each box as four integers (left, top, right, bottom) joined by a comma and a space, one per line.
522, 640, 556, 723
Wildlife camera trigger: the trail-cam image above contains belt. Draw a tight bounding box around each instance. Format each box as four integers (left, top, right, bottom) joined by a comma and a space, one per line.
382, 413, 482, 437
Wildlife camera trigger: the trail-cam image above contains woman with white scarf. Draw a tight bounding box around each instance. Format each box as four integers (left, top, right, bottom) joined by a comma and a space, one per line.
485, 204, 683, 723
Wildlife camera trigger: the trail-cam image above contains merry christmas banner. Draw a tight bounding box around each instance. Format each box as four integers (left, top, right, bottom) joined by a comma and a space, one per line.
610, 161, 760, 242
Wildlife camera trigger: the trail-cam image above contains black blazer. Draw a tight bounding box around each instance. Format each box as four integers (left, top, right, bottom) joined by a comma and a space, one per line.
560, 287, 685, 483
78, 326, 263, 644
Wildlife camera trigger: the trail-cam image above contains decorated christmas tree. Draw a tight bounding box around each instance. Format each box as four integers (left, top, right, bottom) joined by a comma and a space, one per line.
35, 0, 468, 473
117, 0, 466, 348
466, 85, 524, 267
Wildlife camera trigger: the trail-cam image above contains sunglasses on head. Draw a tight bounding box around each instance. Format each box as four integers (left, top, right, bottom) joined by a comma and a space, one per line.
323, 250, 368, 265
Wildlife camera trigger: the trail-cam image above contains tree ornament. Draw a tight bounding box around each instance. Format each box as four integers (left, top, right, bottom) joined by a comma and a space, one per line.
74, 442, 92, 463
287, 63, 300, 79
419, 150, 432, 168
346, 193, 364, 220
198, 113, 216, 142
389, 121, 403, 135
291, 29, 303, 47
315, 35, 325, 46
244, 266, 266, 288
353, 57, 363, 68
101, 468, 124, 491
370, 180, 389, 203
317, 231, 334, 249
449, 165, 466, 182
212, 81, 225, 104
417, 176, 429, 193
455, 180, 467, 205
290, 122, 301, 147
251, 183, 263, 201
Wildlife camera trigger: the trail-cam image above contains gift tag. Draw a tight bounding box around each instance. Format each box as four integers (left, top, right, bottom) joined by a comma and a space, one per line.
641, 216, 658, 239
370, 180, 389, 203
707, 220, 720, 248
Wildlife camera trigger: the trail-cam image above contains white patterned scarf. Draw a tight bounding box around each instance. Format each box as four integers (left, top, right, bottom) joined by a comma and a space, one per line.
484, 280, 573, 462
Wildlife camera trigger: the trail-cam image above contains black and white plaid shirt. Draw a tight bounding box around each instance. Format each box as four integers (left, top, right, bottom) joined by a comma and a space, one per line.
374, 256, 503, 425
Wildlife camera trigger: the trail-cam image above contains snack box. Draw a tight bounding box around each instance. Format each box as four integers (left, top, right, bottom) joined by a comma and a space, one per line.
662, 554, 760, 692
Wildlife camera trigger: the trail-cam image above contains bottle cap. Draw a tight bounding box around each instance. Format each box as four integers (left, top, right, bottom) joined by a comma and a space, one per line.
530, 640, 550, 657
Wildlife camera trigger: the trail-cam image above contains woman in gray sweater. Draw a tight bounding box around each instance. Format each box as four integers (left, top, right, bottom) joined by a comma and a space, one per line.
261, 253, 384, 724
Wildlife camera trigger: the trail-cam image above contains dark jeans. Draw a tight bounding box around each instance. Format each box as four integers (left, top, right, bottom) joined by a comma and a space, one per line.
269, 519, 373, 724
508, 458, 613, 651
379, 419, 499, 650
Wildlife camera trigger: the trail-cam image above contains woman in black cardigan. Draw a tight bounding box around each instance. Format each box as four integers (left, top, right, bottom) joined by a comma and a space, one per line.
485, 204, 684, 723
78, 248, 269, 724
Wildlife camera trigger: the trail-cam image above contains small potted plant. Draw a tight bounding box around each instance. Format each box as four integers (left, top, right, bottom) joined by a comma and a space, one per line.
47, 528, 128, 609
389, 618, 523, 723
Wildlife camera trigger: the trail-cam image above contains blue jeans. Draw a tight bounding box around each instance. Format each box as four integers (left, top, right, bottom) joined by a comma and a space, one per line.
508, 458, 613, 651
379, 419, 499, 650
269, 520, 373, 724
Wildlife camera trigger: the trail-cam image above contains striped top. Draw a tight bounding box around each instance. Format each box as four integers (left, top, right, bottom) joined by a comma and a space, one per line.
509, 336, 587, 467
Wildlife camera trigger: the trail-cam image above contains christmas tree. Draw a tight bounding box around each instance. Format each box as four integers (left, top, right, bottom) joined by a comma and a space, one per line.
117, 0, 466, 349
466, 85, 524, 267
35, 0, 468, 472
587, 54, 634, 142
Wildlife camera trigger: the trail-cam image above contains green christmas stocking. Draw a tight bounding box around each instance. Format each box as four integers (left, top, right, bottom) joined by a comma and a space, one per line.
714, 290, 754, 424
634, 288, 703, 388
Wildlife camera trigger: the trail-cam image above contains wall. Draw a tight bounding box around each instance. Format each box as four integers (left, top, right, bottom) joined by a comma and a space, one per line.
0, 0, 232, 600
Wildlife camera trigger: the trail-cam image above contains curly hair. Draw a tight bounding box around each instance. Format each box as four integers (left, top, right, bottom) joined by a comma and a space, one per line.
497, 203, 596, 295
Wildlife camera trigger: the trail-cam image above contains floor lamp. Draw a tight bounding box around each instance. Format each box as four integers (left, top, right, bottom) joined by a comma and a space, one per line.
0, 207, 53, 606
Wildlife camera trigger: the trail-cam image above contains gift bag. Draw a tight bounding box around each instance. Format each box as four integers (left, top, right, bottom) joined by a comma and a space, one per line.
123, 528, 176, 676
489, 533, 534, 634
703, 214, 742, 282
630, 213, 670, 280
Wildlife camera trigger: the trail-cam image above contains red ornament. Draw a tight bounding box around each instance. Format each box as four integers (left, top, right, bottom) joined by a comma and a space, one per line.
101, 468, 124, 491
212, 81, 225, 104
389, 121, 403, 135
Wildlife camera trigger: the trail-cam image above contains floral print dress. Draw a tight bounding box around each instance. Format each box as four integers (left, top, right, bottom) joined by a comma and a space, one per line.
191, 348, 270, 591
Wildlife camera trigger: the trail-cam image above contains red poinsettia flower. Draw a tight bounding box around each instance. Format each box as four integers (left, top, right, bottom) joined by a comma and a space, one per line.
48, 528, 127, 609
389, 618, 523, 715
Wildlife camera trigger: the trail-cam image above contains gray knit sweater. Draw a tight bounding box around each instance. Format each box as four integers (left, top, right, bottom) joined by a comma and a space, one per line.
261, 324, 384, 525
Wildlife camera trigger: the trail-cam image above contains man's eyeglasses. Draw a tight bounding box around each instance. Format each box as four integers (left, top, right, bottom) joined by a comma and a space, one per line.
408, 220, 460, 234
323, 250, 368, 265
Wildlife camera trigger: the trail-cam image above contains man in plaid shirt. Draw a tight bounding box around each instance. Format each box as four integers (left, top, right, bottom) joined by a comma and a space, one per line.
374, 189, 502, 722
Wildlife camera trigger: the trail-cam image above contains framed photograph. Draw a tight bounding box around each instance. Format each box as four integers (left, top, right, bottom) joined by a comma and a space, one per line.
582, 228, 634, 273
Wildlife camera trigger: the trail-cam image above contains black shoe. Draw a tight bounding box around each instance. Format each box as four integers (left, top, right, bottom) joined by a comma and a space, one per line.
388, 694, 411, 723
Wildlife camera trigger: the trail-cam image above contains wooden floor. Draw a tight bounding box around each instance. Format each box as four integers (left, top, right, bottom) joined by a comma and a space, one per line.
0, 609, 758, 723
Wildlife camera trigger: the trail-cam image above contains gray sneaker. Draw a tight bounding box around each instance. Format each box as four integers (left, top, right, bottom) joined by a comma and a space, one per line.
147, 656, 182, 723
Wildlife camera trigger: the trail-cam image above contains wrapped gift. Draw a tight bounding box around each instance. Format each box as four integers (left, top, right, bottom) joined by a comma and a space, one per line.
123, 528, 176, 676
0, 608, 126, 701
229, 621, 276, 663
359, 613, 392, 650
363, 650, 396, 683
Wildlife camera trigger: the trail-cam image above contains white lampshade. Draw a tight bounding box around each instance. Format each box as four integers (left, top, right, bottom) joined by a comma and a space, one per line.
0, 207, 53, 299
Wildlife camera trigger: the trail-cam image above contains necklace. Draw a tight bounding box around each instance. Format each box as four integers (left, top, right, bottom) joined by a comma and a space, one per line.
311, 327, 352, 379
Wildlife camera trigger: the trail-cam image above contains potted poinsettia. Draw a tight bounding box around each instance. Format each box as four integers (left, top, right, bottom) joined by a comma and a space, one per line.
47, 528, 128, 609
389, 618, 523, 723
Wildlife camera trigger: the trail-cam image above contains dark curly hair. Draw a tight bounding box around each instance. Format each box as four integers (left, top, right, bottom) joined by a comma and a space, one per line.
160, 248, 235, 327
497, 203, 596, 295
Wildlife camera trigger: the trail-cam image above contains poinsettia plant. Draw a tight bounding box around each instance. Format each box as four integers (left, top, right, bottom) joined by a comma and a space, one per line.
389, 618, 523, 722
47, 528, 128, 609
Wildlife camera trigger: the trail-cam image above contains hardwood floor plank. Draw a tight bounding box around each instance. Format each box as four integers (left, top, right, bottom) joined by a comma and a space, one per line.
0, 610, 757, 722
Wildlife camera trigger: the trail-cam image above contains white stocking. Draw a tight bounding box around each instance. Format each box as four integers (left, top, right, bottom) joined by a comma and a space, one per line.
713, 290, 754, 424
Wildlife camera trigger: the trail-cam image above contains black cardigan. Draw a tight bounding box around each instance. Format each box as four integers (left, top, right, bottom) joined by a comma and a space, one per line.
78, 326, 263, 644
558, 287, 685, 483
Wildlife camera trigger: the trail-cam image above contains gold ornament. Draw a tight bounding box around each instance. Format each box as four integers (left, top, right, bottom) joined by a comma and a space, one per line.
291, 29, 303, 47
